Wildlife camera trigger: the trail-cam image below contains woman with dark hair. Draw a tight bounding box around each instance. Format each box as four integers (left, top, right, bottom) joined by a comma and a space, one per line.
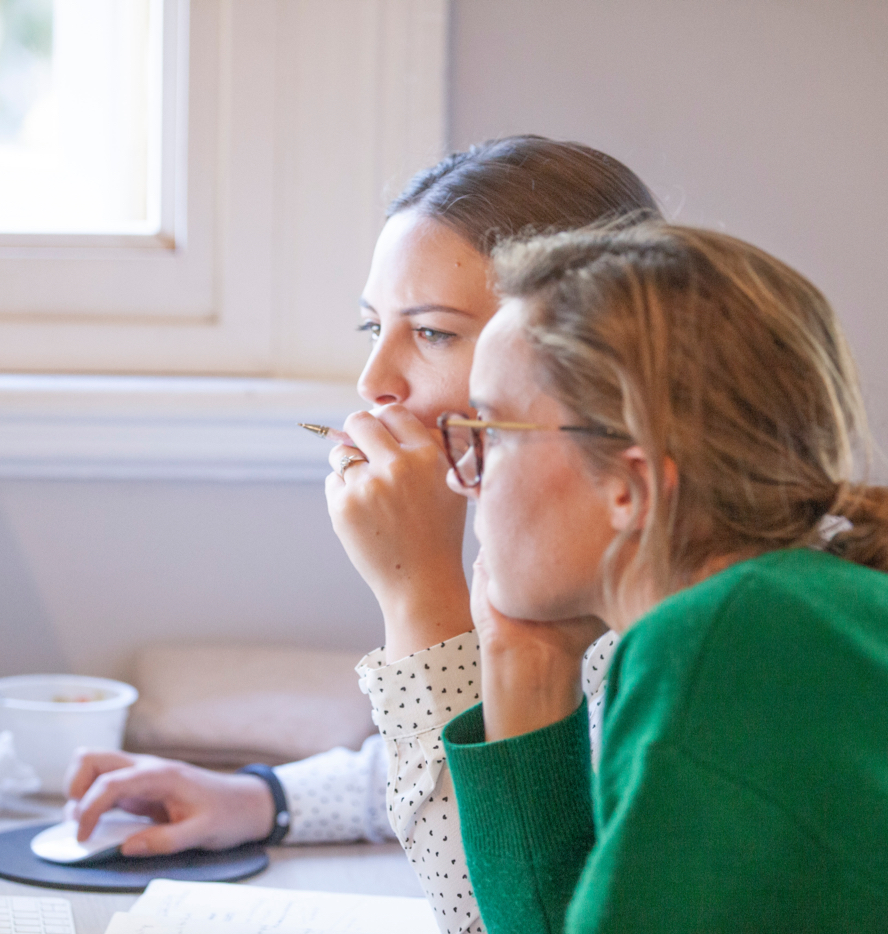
67, 137, 659, 934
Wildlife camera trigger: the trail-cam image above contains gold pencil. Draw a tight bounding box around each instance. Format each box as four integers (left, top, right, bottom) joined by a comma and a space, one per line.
298, 423, 354, 445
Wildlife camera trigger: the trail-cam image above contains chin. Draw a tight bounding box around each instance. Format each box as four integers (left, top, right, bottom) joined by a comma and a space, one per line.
487, 580, 561, 623
487, 574, 596, 623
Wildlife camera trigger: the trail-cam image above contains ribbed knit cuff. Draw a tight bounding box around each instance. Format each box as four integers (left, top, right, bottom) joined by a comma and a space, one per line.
444, 699, 594, 858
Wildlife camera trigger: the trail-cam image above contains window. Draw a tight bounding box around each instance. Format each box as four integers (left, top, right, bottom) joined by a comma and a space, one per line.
0, 0, 448, 479
0, 0, 164, 235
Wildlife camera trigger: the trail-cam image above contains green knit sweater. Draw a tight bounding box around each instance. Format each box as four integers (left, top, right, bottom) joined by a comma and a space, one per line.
444, 549, 888, 933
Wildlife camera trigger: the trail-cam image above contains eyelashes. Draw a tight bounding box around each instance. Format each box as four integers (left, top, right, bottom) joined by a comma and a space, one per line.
357, 321, 381, 341
357, 321, 458, 346
413, 326, 457, 344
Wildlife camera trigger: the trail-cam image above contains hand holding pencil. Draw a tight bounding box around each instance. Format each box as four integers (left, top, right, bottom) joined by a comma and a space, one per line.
298, 423, 366, 476
313, 404, 473, 662
298, 423, 355, 446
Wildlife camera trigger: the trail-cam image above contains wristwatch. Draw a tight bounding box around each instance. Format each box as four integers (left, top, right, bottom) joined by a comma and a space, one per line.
238, 763, 291, 845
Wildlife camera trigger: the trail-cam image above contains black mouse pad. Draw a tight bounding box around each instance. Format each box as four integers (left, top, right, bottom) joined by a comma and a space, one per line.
0, 823, 269, 892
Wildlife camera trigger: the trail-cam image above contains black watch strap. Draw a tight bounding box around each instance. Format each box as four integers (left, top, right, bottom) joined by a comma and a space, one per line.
238, 763, 291, 845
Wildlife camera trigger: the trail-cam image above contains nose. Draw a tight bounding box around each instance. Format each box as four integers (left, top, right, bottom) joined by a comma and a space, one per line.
357, 337, 410, 407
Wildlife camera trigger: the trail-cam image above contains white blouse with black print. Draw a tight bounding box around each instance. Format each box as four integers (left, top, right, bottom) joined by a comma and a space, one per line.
355, 629, 620, 934
273, 734, 396, 845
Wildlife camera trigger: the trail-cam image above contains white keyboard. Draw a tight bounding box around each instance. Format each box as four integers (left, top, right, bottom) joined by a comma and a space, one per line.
0, 897, 75, 934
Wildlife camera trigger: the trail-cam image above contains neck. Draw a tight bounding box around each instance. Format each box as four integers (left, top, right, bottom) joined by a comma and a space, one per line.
692, 549, 759, 584
609, 548, 759, 634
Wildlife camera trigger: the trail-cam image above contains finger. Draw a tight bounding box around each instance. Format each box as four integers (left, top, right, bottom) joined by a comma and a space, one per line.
446, 465, 470, 496
371, 404, 439, 447
116, 797, 170, 823
327, 443, 365, 474
65, 749, 135, 801
119, 818, 205, 857
341, 410, 403, 457
325, 469, 344, 498
74, 768, 170, 841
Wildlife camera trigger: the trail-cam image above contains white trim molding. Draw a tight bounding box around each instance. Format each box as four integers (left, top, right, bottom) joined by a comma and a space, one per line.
0, 375, 363, 481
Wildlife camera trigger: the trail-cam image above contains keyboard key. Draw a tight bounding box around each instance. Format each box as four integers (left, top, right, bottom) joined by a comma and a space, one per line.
0, 898, 75, 934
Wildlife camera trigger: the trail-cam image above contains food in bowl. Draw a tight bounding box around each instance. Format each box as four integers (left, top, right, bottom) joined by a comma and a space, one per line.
51, 691, 108, 704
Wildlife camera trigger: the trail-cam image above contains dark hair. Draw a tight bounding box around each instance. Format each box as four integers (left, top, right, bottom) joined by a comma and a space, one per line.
387, 135, 661, 255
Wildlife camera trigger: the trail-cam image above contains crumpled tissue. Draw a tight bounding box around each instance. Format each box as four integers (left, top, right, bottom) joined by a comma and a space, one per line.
0, 729, 41, 796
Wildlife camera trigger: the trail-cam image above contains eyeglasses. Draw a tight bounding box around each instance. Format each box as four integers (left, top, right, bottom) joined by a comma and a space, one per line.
437, 411, 631, 488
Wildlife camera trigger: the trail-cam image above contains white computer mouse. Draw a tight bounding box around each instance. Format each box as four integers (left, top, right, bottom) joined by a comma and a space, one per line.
30, 809, 155, 864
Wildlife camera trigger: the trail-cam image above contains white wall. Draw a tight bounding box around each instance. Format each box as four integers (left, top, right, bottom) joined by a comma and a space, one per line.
0, 479, 385, 678
451, 0, 888, 462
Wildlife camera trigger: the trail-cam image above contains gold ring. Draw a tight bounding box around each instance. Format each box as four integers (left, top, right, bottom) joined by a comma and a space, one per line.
339, 454, 367, 477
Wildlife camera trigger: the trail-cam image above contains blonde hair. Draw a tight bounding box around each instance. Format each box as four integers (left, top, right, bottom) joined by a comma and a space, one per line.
494, 223, 888, 608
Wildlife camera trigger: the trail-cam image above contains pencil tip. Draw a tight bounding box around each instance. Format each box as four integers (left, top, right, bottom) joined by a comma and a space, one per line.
298, 423, 329, 437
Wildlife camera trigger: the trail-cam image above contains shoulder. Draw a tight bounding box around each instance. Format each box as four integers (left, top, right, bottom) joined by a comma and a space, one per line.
619, 548, 888, 668
606, 549, 888, 752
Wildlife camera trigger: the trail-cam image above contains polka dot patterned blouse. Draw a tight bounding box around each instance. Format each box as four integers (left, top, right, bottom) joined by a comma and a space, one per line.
357, 629, 620, 934
274, 734, 396, 844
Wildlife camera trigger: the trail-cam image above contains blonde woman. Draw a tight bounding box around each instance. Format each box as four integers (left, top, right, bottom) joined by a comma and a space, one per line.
441, 224, 888, 932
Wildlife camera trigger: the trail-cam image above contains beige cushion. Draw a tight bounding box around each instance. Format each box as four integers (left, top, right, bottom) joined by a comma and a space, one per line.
125, 643, 374, 767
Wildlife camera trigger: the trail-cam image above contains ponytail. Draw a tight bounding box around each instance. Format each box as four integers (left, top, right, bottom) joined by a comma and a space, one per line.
827, 485, 888, 572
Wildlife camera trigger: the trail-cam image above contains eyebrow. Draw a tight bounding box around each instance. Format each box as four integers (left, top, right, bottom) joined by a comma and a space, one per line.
360, 298, 475, 318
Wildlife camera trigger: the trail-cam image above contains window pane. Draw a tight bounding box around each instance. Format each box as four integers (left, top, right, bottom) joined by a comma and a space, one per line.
0, 0, 161, 234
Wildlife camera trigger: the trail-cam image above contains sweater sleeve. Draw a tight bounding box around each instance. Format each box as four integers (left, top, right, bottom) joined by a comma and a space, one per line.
443, 699, 596, 934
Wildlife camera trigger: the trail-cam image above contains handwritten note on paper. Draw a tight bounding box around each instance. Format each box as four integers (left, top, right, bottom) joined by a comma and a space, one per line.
117, 879, 439, 934
105, 912, 240, 934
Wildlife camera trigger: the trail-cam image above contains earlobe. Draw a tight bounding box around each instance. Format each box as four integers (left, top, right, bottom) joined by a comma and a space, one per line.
606, 470, 639, 532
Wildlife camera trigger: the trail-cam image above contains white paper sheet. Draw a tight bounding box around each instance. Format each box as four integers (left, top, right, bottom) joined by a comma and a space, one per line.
105, 912, 237, 934
104, 879, 438, 934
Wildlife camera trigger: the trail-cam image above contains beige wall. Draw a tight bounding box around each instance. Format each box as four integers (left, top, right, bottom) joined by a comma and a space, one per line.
451, 0, 888, 462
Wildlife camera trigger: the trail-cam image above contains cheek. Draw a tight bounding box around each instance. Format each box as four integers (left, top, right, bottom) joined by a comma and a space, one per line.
475, 459, 609, 620
473, 471, 544, 606
406, 351, 475, 428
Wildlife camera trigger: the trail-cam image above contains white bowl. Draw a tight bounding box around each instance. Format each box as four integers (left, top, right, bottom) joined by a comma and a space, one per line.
0, 675, 138, 795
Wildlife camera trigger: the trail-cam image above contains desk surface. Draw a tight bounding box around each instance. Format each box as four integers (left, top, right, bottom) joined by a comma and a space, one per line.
0, 799, 423, 934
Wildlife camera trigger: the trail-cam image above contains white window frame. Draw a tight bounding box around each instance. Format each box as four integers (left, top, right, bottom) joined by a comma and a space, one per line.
0, 0, 171, 241
0, 0, 215, 340
0, 0, 449, 479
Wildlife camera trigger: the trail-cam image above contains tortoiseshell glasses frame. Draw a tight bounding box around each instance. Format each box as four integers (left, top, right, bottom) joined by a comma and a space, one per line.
437, 411, 632, 488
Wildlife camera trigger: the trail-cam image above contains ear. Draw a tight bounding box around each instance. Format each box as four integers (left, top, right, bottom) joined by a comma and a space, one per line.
606, 445, 677, 532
